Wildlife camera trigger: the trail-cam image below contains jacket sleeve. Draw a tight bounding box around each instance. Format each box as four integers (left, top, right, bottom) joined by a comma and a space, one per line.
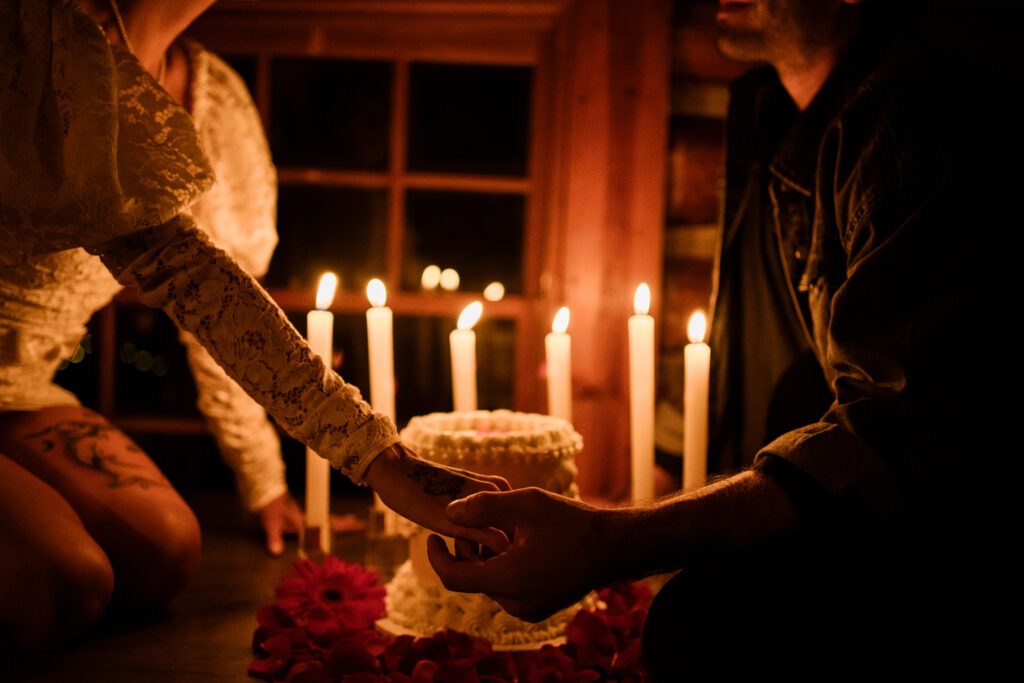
754, 53, 985, 532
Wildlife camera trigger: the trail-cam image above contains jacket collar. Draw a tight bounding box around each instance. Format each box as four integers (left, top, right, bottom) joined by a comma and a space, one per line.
768, 32, 894, 196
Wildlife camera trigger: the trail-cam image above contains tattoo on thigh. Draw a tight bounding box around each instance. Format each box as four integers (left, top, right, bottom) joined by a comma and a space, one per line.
24, 420, 166, 490
408, 464, 466, 498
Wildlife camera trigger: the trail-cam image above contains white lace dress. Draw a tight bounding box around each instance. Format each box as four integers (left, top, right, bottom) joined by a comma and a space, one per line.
0, 0, 399, 498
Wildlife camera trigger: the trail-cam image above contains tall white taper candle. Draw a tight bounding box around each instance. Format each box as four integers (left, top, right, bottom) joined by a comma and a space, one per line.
683, 311, 710, 491
450, 302, 482, 412
545, 307, 573, 422
629, 284, 655, 502
304, 272, 337, 555
365, 278, 397, 530
365, 279, 395, 422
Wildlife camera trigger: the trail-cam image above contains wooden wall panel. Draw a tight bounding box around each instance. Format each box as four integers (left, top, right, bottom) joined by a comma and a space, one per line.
555, 0, 670, 501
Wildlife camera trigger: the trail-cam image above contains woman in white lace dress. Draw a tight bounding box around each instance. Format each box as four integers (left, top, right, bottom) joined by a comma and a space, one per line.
0, 0, 508, 648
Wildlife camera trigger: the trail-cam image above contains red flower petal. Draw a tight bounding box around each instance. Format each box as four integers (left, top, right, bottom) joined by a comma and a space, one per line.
275, 557, 386, 632
326, 640, 380, 677
411, 659, 440, 682
383, 635, 417, 674
285, 661, 332, 683
339, 674, 389, 683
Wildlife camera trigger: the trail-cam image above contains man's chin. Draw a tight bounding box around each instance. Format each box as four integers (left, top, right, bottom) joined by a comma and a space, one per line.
715, 31, 768, 64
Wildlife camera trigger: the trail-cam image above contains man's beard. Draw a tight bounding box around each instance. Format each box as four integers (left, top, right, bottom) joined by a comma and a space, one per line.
715, 0, 838, 66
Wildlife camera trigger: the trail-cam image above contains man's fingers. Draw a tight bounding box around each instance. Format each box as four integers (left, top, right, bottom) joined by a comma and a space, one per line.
444, 522, 510, 554
453, 537, 481, 561
427, 534, 491, 594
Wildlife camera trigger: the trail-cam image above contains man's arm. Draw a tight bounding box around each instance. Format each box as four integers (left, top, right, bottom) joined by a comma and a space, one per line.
428, 469, 800, 623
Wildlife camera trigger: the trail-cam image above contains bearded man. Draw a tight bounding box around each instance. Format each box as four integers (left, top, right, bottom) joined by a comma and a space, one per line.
429, 2, 1012, 679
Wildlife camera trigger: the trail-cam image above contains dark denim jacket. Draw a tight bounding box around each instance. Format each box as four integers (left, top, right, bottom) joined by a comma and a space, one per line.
710, 33, 999, 550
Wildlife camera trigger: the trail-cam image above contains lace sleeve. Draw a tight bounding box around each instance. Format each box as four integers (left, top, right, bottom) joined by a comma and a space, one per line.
93, 217, 400, 483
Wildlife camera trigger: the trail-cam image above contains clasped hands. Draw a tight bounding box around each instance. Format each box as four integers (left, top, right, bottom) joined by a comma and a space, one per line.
264, 442, 610, 623
427, 486, 613, 624
368, 443, 611, 623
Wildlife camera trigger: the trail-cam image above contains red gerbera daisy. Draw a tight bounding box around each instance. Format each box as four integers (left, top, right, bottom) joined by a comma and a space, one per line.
275, 557, 387, 634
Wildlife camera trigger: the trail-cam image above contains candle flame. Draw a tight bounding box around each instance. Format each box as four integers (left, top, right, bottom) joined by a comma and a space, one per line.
366, 278, 387, 307
315, 272, 338, 310
687, 311, 707, 343
457, 301, 483, 330
552, 307, 570, 333
440, 268, 460, 291
421, 265, 441, 290
633, 283, 650, 316
483, 281, 505, 302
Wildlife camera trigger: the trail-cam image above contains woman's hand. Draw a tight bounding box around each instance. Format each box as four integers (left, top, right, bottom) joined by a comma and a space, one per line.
258, 492, 366, 556
364, 442, 512, 553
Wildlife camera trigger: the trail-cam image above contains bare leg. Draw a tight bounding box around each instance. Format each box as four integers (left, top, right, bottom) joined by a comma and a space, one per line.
0, 407, 201, 614
0, 454, 114, 648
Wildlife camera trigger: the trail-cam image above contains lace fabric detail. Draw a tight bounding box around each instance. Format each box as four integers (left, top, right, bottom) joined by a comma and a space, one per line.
0, 1, 213, 254
1, 1, 397, 485
185, 40, 279, 277
0, 0, 210, 408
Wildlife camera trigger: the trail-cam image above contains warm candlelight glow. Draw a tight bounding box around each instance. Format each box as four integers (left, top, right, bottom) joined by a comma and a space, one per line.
366, 278, 387, 307
552, 307, 570, 334
315, 272, 338, 310
421, 265, 441, 290
634, 283, 651, 316
687, 311, 707, 343
440, 268, 460, 291
483, 282, 505, 301
457, 301, 483, 330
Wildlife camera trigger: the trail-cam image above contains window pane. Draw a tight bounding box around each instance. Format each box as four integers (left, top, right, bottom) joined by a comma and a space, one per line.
402, 190, 524, 294
267, 185, 387, 290
270, 58, 391, 170
395, 316, 515, 423
475, 317, 516, 412
407, 63, 532, 176
114, 308, 198, 416
53, 323, 101, 410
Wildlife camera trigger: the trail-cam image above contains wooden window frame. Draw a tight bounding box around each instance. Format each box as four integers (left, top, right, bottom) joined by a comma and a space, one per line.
99, 0, 669, 500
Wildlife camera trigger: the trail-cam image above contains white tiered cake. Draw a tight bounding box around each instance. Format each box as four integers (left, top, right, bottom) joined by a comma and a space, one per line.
378, 410, 594, 649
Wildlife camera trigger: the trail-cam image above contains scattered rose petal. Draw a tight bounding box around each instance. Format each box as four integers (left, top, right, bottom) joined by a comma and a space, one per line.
250, 559, 651, 681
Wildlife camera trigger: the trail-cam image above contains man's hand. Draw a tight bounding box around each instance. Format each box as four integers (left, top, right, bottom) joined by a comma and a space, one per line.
426, 487, 617, 623
259, 492, 366, 556
364, 442, 512, 553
